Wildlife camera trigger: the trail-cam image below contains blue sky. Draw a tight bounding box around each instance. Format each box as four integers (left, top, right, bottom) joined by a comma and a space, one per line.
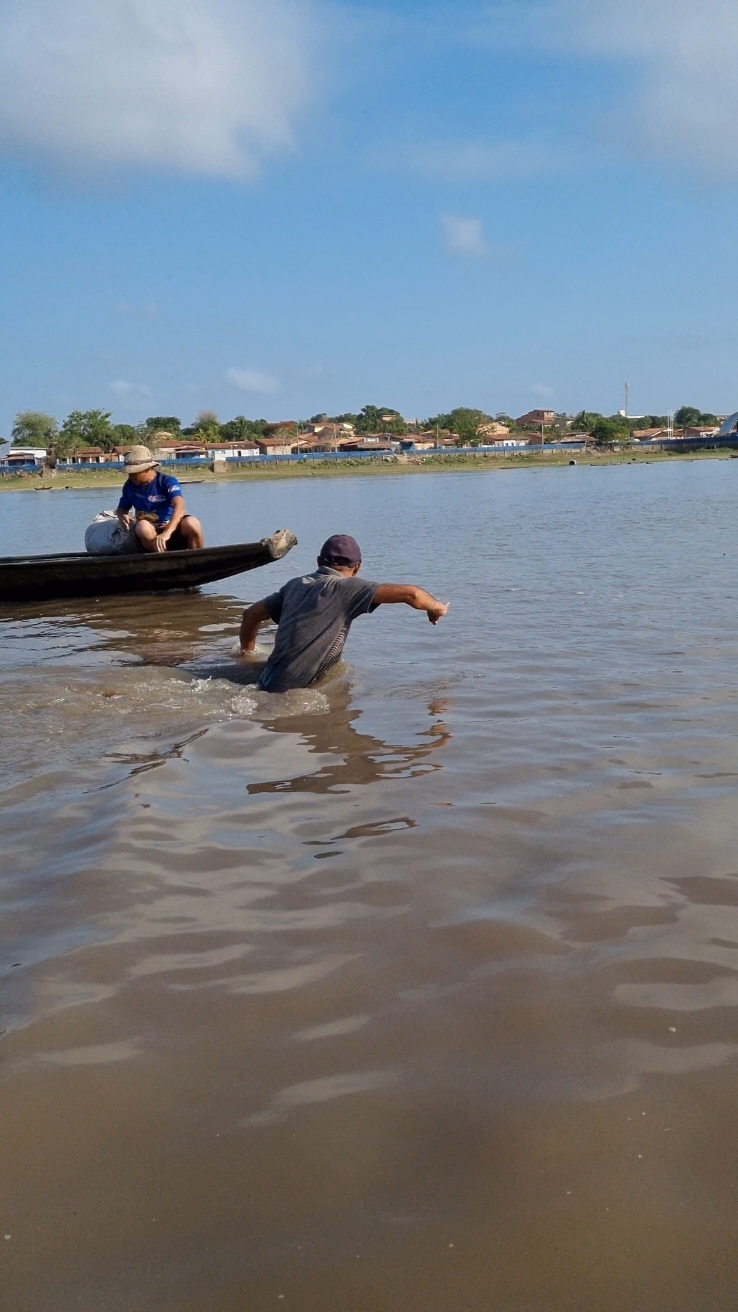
1, 0, 737, 433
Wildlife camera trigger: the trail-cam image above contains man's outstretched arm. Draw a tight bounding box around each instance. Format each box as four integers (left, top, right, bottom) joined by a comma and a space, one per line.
240, 601, 272, 651
371, 584, 449, 624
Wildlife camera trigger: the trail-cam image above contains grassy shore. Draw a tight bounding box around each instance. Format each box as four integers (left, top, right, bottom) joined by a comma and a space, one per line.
0, 446, 730, 493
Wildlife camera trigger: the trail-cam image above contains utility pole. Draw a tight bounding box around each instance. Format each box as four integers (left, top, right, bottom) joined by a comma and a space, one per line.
624, 382, 629, 419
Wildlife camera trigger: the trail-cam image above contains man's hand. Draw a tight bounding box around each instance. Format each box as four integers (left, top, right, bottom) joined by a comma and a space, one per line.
117, 511, 135, 531
154, 531, 170, 554
427, 599, 449, 624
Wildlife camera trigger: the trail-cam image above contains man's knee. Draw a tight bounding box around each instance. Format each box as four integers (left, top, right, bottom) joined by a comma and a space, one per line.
134, 522, 159, 552
182, 516, 204, 546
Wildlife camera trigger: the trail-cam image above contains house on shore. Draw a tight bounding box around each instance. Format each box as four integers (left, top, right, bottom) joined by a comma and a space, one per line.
3, 446, 49, 467
67, 447, 112, 465
300, 422, 356, 453
206, 441, 259, 460
515, 409, 555, 429
257, 435, 300, 457
482, 436, 531, 448
400, 434, 437, 451
477, 421, 512, 441
341, 437, 396, 454
633, 428, 667, 441
152, 438, 207, 461
307, 420, 355, 437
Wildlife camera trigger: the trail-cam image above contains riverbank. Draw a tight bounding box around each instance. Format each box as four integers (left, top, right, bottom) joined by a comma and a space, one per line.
0, 445, 731, 492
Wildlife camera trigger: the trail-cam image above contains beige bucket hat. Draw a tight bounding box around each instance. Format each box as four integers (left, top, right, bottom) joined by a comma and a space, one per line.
124, 444, 159, 474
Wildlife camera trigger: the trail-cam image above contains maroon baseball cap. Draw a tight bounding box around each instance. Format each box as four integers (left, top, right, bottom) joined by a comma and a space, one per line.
318, 534, 362, 566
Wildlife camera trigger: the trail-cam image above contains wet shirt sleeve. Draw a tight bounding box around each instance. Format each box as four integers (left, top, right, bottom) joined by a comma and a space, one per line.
342, 577, 379, 620
262, 589, 285, 623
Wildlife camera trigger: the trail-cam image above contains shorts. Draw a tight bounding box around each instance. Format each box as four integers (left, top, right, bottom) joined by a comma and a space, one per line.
134, 520, 190, 551
164, 524, 189, 551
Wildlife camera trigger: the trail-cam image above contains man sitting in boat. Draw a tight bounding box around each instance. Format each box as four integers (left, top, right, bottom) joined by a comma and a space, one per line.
239, 534, 448, 692
116, 445, 204, 553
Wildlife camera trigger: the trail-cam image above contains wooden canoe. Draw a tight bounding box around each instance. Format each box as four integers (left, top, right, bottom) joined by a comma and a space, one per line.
0, 529, 297, 604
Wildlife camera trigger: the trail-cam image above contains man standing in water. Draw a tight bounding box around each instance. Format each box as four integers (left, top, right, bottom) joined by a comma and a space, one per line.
117, 445, 204, 553
239, 534, 448, 692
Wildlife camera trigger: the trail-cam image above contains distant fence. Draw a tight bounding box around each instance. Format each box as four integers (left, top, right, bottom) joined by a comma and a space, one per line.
20, 435, 738, 479
0, 443, 595, 479
640, 435, 738, 452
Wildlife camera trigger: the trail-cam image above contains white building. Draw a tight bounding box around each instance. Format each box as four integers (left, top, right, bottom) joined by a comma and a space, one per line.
206, 443, 260, 460
3, 447, 49, 467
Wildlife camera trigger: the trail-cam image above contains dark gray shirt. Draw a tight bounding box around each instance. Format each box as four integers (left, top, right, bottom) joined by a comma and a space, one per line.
257, 567, 379, 692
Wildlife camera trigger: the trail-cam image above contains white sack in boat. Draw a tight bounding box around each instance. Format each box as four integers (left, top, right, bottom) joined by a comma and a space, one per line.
84, 511, 137, 555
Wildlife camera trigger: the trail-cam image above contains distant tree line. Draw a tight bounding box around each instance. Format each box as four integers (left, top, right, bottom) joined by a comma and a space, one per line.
9, 409, 274, 458
570, 405, 721, 445
311, 405, 408, 435
7, 401, 726, 456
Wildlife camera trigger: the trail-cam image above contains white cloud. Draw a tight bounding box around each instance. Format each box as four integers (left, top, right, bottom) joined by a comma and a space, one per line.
561, 0, 738, 178
110, 379, 151, 398
473, 0, 738, 180
442, 215, 489, 260
441, 214, 519, 266
380, 138, 563, 183
0, 0, 315, 178
225, 366, 280, 393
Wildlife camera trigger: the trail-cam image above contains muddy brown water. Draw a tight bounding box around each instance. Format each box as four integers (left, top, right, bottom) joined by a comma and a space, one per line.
3, 464, 738, 1310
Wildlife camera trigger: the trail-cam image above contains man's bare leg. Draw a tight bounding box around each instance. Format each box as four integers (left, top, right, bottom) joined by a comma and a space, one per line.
179, 516, 204, 549
134, 521, 159, 552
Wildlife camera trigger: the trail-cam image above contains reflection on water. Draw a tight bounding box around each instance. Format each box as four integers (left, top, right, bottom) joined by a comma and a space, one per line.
4, 464, 738, 1310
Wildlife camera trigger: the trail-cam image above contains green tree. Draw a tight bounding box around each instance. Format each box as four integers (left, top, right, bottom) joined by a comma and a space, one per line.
428, 408, 491, 445
591, 416, 629, 445
571, 411, 603, 434
629, 414, 667, 431
328, 412, 359, 427
11, 410, 58, 447
674, 405, 719, 428
111, 424, 137, 446
220, 415, 267, 442
570, 411, 631, 443
356, 405, 381, 433
57, 409, 115, 456
145, 415, 181, 434
355, 405, 403, 433
189, 409, 221, 440
675, 406, 701, 428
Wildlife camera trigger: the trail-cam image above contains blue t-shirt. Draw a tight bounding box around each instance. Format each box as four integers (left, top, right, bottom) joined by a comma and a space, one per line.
117, 472, 183, 527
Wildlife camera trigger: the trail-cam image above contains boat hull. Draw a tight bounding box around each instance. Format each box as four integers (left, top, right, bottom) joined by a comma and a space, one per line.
0, 530, 297, 604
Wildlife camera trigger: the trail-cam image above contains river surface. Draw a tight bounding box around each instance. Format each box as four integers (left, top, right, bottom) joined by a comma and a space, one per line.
2, 462, 738, 1310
